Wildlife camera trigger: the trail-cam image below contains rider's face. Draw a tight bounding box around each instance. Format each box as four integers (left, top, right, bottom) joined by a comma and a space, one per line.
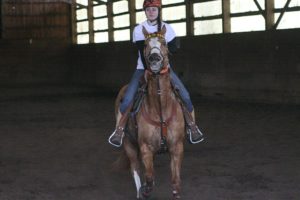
145, 7, 159, 22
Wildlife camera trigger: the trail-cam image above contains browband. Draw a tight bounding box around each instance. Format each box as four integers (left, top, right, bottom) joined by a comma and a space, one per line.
145, 33, 164, 40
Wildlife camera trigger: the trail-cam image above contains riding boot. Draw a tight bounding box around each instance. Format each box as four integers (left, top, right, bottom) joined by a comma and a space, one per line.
108, 107, 131, 147
182, 108, 204, 144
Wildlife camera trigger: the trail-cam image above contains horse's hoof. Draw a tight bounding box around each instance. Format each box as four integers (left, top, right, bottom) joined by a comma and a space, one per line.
139, 185, 152, 199
172, 192, 181, 199
172, 195, 181, 200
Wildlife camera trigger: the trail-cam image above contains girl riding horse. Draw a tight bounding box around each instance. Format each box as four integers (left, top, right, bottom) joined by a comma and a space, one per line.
108, 0, 204, 147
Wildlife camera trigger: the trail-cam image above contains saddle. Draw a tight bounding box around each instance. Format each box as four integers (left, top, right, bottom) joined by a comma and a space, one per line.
123, 79, 147, 146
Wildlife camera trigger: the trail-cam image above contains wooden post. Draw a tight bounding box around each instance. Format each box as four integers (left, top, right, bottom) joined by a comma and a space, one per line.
222, 0, 230, 33
0, 0, 2, 39
88, 0, 94, 43
265, 0, 274, 30
71, 0, 77, 43
129, 0, 136, 40
186, 0, 194, 36
107, 0, 113, 42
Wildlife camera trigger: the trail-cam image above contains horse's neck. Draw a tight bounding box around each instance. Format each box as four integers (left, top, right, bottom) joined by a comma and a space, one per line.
146, 74, 174, 114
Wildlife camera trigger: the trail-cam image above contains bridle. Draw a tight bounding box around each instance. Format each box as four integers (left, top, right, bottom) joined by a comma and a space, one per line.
144, 33, 168, 75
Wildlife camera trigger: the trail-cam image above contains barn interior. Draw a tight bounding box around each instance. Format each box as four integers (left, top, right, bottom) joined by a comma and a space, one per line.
0, 0, 300, 199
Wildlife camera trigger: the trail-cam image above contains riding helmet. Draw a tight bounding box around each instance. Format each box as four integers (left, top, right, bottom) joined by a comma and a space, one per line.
143, 0, 161, 10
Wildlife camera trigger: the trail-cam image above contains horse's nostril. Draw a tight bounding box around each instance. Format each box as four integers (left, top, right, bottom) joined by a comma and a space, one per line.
155, 56, 161, 62
149, 53, 161, 62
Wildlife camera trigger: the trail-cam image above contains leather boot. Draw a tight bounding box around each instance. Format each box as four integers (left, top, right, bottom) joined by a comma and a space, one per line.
108, 107, 131, 147
182, 108, 204, 144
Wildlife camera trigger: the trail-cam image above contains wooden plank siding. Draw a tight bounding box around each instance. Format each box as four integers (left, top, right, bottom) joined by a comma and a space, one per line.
2, 1, 71, 40
0, 1, 2, 39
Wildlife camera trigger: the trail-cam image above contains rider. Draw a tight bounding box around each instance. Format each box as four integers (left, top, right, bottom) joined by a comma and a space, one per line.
108, 0, 204, 147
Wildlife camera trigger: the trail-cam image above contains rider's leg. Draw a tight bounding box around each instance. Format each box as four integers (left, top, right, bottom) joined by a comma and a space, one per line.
108, 69, 145, 147
169, 68, 204, 144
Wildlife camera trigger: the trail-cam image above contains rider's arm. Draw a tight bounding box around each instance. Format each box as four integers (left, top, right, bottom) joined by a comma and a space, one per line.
135, 40, 147, 69
168, 37, 177, 55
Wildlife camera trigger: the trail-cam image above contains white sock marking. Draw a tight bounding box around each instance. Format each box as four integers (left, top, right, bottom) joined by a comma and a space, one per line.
133, 170, 141, 198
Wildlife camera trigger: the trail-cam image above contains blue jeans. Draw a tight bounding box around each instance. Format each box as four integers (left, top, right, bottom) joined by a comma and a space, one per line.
120, 69, 145, 113
119, 68, 193, 114
170, 68, 193, 112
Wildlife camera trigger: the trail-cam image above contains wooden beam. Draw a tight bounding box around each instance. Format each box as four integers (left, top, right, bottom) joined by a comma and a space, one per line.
71, 0, 77, 43
274, 6, 300, 12
0, 0, 3, 39
76, 3, 87, 9
253, 0, 265, 19
273, 0, 292, 30
164, 18, 192, 24
265, 0, 274, 30
185, 0, 194, 36
92, 0, 106, 6
230, 10, 264, 17
107, 0, 113, 42
222, 0, 230, 33
129, 0, 136, 40
88, 0, 94, 43
162, 2, 185, 8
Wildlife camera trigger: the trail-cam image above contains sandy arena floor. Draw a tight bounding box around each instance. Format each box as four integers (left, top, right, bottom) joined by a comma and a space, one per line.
0, 86, 299, 200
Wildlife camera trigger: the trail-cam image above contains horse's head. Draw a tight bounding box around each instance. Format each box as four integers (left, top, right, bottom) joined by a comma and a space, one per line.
143, 25, 169, 74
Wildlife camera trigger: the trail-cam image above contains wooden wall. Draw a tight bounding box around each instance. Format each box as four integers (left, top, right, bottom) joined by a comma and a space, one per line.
70, 29, 300, 104
2, 0, 71, 40
0, 0, 72, 85
0, 1, 2, 39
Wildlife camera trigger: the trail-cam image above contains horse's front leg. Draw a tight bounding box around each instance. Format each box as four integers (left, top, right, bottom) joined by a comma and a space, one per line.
140, 143, 155, 199
169, 141, 184, 199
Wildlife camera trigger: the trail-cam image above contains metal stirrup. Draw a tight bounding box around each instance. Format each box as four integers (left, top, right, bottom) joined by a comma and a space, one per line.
108, 127, 125, 147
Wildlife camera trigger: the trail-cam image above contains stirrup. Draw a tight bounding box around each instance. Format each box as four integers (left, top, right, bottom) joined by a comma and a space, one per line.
108, 127, 125, 147
186, 125, 204, 144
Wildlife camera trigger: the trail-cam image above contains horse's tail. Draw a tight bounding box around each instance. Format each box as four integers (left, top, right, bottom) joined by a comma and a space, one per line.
112, 149, 130, 171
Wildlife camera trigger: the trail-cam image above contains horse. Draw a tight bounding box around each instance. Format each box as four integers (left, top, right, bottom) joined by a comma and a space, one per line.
114, 25, 185, 199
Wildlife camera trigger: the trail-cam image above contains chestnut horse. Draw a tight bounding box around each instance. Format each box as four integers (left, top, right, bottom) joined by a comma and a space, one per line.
115, 25, 185, 199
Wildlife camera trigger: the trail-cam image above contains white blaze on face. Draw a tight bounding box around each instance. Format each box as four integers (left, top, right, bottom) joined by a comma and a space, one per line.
147, 37, 164, 73
149, 37, 161, 54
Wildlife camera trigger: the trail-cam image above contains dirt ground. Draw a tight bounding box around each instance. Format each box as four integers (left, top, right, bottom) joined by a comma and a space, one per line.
0, 86, 299, 200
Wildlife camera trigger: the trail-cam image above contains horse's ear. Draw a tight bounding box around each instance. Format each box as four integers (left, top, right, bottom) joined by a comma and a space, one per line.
160, 25, 166, 35
142, 26, 149, 37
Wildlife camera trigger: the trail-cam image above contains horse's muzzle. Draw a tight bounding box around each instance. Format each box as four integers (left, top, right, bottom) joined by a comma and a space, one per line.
148, 53, 163, 73
148, 53, 162, 63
